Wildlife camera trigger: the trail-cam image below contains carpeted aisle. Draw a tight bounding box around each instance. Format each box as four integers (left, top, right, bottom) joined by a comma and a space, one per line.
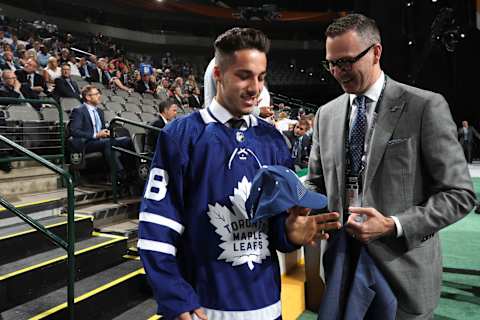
297, 178, 480, 320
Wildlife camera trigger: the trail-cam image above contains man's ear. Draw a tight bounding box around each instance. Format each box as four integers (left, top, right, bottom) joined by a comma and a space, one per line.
213, 65, 221, 82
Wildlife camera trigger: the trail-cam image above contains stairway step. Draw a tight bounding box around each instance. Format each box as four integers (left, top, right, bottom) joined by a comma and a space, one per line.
281, 263, 306, 320
1, 259, 148, 320
98, 219, 139, 244
111, 298, 158, 320
0, 167, 59, 197
0, 186, 113, 220
76, 197, 140, 228
0, 232, 127, 311
0, 215, 93, 265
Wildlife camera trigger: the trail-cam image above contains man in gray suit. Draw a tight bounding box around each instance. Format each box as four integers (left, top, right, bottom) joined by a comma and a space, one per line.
306, 14, 475, 319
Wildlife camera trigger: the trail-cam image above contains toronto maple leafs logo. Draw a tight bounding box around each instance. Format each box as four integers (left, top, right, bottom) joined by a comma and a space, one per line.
207, 176, 270, 270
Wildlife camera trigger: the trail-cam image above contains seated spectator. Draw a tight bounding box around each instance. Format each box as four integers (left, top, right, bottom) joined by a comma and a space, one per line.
43, 56, 61, 92
283, 119, 312, 171
145, 98, 178, 153
53, 63, 81, 101
68, 85, 133, 180
89, 58, 110, 85
154, 77, 171, 101
171, 84, 187, 112
0, 70, 24, 99
15, 58, 47, 108
188, 87, 203, 109
135, 73, 154, 95
58, 48, 70, 66
78, 56, 91, 80
110, 70, 133, 94
275, 111, 295, 132
68, 55, 81, 76
0, 50, 19, 71
36, 44, 50, 67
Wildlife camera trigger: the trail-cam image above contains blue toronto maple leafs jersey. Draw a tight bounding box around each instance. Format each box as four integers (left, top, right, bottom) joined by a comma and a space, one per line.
138, 109, 297, 320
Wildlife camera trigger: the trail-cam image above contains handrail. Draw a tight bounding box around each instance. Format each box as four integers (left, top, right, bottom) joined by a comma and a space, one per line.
0, 97, 66, 168
0, 134, 75, 320
109, 116, 162, 202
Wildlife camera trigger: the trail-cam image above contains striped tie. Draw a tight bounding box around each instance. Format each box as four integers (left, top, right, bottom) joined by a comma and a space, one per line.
349, 95, 367, 175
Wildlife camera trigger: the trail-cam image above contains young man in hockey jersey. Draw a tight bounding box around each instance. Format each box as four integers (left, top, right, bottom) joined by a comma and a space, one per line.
138, 28, 340, 320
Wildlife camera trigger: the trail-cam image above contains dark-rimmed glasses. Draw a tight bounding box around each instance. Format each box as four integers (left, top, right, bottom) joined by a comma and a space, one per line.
322, 44, 375, 72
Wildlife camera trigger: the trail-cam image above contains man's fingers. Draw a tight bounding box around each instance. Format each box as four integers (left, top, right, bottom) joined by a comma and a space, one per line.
349, 207, 375, 216
176, 312, 192, 320
193, 308, 208, 320
312, 212, 340, 223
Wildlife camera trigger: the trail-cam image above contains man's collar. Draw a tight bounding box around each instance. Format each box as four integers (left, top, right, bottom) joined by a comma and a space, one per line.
349, 71, 385, 106
160, 113, 168, 124
209, 98, 251, 125
85, 103, 97, 110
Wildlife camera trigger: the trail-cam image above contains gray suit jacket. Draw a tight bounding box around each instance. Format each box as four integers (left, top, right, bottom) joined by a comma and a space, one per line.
306, 76, 475, 318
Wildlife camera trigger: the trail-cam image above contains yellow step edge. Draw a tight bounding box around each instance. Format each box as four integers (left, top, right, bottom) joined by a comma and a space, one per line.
29, 268, 145, 320
0, 215, 91, 241
123, 254, 140, 261
147, 315, 162, 320
91, 231, 128, 240
0, 198, 60, 214
0, 235, 125, 281
62, 212, 94, 221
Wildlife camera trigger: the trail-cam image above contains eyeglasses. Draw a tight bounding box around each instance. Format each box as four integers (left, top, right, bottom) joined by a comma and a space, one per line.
322, 44, 375, 72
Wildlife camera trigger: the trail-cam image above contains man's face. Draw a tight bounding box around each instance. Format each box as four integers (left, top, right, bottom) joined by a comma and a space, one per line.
164, 104, 178, 121
325, 30, 380, 94
3, 51, 13, 62
25, 60, 37, 73
61, 65, 71, 78
463, 121, 468, 128
2, 72, 16, 87
215, 49, 267, 117
294, 124, 307, 137
85, 89, 102, 106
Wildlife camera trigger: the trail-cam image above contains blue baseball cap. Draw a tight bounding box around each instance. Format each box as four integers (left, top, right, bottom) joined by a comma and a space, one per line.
247, 165, 328, 223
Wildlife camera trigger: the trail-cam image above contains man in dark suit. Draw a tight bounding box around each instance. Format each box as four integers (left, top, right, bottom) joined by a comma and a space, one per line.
53, 63, 81, 101
306, 14, 474, 319
458, 120, 480, 163
135, 74, 154, 95
0, 70, 23, 99
69, 85, 132, 179
145, 98, 178, 153
188, 87, 203, 109
0, 50, 19, 71
88, 58, 110, 86
282, 119, 311, 171
15, 58, 47, 104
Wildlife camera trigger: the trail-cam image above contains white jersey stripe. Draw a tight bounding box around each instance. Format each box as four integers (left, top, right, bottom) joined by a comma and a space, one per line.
139, 211, 185, 234
194, 300, 281, 320
137, 239, 176, 256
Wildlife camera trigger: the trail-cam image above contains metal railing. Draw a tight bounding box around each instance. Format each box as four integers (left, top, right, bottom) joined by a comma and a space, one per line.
0, 134, 75, 320
0, 97, 66, 168
109, 117, 161, 202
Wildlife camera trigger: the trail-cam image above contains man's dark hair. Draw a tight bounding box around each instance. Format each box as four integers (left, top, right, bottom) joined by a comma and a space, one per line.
214, 27, 270, 69
158, 98, 176, 114
325, 13, 381, 45
81, 84, 100, 99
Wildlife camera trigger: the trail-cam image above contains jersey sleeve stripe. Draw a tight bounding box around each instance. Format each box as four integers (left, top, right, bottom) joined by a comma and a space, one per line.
137, 239, 177, 256
139, 211, 185, 234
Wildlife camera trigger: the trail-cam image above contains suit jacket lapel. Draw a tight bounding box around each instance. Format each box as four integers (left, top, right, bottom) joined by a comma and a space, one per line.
364, 79, 406, 191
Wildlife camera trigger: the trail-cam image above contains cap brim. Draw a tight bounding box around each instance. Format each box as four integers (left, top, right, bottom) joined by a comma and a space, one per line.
298, 190, 327, 210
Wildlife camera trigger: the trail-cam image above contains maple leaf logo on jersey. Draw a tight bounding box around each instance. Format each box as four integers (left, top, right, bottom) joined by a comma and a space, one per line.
207, 176, 270, 270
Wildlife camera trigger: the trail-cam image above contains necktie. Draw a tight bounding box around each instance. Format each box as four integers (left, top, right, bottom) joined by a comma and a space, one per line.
29, 73, 34, 87
66, 78, 76, 93
349, 95, 367, 175
93, 109, 102, 134
228, 118, 246, 129
292, 138, 301, 159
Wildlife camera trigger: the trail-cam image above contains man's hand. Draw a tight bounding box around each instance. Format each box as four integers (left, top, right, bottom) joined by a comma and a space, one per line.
285, 206, 341, 245
259, 106, 274, 119
31, 86, 44, 93
95, 129, 110, 139
176, 308, 208, 320
13, 79, 21, 92
345, 207, 396, 243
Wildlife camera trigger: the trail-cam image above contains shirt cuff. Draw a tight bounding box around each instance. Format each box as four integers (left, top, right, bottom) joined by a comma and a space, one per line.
390, 215, 403, 238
